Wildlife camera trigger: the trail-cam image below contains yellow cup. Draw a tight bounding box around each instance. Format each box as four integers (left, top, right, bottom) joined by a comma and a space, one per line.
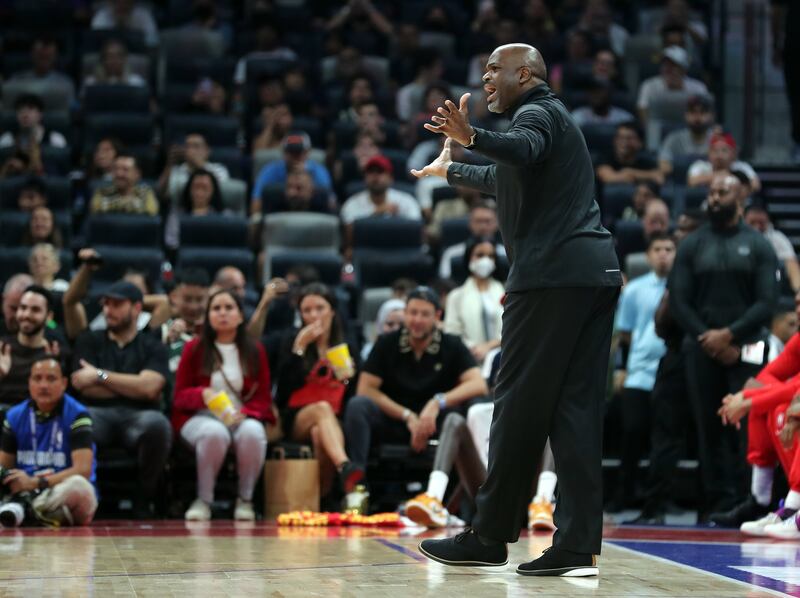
207, 391, 236, 426
326, 344, 355, 380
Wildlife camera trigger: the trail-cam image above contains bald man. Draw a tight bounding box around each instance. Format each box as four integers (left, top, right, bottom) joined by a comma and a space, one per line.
413, 44, 621, 576
669, 172, 779, 524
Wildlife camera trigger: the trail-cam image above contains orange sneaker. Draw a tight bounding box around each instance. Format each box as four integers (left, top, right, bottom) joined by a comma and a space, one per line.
528, 497, 555, 531
406, 493, 449, 528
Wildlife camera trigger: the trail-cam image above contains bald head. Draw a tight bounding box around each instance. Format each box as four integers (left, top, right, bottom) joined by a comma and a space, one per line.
483, 44, 547, 113
708, 172, 742, 227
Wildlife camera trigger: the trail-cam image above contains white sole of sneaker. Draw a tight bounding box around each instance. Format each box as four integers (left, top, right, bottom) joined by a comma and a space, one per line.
406, 505, 444, 529
531, 521, 556, 531
516, 566, 599, 577
418, 543, 508, 567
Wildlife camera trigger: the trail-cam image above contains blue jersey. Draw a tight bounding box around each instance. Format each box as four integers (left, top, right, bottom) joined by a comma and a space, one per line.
3, 394, 96, 485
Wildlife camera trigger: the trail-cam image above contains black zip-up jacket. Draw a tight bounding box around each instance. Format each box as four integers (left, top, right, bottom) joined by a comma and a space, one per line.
668, 221, 778, 344
447, 83, 622, 292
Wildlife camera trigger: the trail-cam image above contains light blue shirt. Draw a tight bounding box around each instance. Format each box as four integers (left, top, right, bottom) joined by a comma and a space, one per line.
251, 159, 333, 203
616, 271, 667, 391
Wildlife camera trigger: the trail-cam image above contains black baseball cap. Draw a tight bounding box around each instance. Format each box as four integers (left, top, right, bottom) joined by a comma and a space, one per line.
102, 280, 143, 303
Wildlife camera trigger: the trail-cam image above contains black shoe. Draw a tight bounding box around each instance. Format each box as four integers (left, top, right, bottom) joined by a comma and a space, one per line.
517, 547, 598, 577
709, 496, 770, 528
338, 461, 365, 495
418, 528, 508, 567
133, 499, 156, 520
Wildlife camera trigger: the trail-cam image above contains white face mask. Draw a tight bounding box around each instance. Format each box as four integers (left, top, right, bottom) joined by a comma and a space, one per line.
469, 256, 496, 279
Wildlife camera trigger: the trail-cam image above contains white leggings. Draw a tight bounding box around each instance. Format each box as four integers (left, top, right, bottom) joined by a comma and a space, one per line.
33, 475, 97, 526
180, 415, 267, 503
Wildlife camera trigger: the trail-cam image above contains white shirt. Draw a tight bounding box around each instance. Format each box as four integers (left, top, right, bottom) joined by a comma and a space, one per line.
0, 127, 67, 149
84, 72, 147, 88
687, 159, 758, 185
764, 226, 797, 261
340, 188, 422, 224
637, 76, 709, 110
571, 106, 635, 127
168, 162, 230, 202
210, 342, 244, 410
91, 4, 159, 47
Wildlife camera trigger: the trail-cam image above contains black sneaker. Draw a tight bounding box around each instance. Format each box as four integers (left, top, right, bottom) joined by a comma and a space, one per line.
338, 461, 365, 495
709, 496, 770, 528
418, 528, 508, 567
517, 547, 598, 577
624, 509, 665, 525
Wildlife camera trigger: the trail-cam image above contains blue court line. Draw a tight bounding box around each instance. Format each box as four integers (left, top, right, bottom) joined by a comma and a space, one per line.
0, 561, 416, 583
375, 538, 428, 562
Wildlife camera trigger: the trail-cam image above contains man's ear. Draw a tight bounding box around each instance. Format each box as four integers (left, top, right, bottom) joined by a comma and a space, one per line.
519, 66, 532, 84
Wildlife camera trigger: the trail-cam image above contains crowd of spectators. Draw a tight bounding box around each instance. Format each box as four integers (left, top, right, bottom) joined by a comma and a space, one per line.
0, 0, 798, 530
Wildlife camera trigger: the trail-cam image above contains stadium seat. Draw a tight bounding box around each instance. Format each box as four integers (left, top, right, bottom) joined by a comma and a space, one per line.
432, 185, 459, 206
614, 220, 647, 268
353, 218, 423, 251
164, 114, 239, 147
159, 29, 226, 61
87, 215, 162, 247
0, 210, 71, 247
262, 212, 341, 281
440, 217, 471, 250
1, 79, 73, 111
358, 286, 393, 341
0, 246, 73, 286
84, 113, 155, 150
355, 251, 435, 288
270, 251, 343, 287
177, 247, 255, 282
625, 252, 651, 280
84, 85, 150, 114
581, 123, 617, 157
81, 53, 150, 84
219, 179, 248, 215
0, 176, 71, 211
685, 186, 709, 209
83, 28, 147, 54
90, 246, 164, 285
180, 215, 248, 248
601, 184, 636, 226
209, 147, 245, 180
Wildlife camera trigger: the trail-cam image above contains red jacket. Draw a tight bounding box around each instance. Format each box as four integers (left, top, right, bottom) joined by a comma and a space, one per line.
743, 333, 800, 415
172, 337, 275, 433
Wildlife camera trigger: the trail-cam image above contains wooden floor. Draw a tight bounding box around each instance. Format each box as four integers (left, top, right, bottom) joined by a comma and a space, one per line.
0, 521, 796, 597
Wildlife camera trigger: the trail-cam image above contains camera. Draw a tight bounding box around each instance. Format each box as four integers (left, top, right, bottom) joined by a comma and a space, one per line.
0, 466, 34, 528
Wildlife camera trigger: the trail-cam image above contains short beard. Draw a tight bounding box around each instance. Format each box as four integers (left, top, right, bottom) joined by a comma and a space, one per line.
18, 321, 45, 338
107, 316, 134, 335
487, 101, 501, 114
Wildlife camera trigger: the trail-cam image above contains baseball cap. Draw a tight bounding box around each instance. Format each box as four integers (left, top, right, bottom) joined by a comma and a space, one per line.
710, 132, 737, 150
406, 286, 441, 311
364, 155, 393, 174
662, 45, 689, 70
102, 280, 144, 303
686, 94, 712, 111
282, 132, 311, 153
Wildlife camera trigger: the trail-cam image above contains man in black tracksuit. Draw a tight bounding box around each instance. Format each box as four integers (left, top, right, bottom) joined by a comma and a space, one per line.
412, 43, 621, 577
669, 173, 778, 519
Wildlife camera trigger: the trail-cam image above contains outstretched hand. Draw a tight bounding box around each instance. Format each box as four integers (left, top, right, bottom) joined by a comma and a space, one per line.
422, 93, 474, 147
410, 138, 454, 180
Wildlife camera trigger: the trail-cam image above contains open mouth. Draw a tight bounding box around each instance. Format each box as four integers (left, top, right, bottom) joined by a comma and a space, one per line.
484, 86, 497, 102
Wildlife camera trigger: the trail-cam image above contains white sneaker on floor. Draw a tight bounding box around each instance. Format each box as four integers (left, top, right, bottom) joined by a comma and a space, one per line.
741, 510, 789, 536
234, 498, 256, 521
185, 498, 211, 521
765, 514, 800, 540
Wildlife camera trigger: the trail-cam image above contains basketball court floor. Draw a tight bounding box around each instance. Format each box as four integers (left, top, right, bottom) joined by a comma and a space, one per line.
0, 521, 798, 596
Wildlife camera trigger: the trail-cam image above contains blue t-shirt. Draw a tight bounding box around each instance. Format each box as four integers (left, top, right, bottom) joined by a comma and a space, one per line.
2, 394, 96, 485
616, 271, 667, 391
252, 159, 333, 203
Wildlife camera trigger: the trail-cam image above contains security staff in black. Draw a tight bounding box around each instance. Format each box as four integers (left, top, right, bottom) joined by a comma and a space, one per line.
669, 173, 778, 520
411, 43, 621, 577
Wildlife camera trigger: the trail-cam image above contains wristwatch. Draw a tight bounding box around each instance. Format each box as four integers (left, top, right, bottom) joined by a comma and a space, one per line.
434, 393, 447, 410
96, 369, 109, 383
293, 347, 305, 357
37, 476, 48, 491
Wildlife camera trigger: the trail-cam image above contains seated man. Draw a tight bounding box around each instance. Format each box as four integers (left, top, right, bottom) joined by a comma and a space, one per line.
90, 154, 159, 216
0, 286, 60, 411
658, 94, 715, 179
0, 356, 96, 526
687, 132, 761, 192
570, 78, 634, 127
744, 202, 800, 293
343, 287, 488, 505
595, 122, 664, 186
67, 280, 171, 518
262, 170, 332, 214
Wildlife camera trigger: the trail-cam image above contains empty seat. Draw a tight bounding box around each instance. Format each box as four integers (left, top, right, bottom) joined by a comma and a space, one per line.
209, 147, 245, 180
581, 123, 617, 157
84, 85, 150, 113
440, 217, 471, 250
355, 251, 435, 288
84, 113, 155, 150
625, 252, 651, 281
177, 247, 254, 282
263, 212, 340, 253
614, 220, 647, 268
270, 251, 343, 287
0, 176, 71, 211
164, 114, 239, 147
219, 179, 248, 215
353, 218, 423, 251
180, 215, 248, 248
87, 214, 161, 247
601, 184, 636, 226
90, 246, 164, 284
160, 29, 226, 61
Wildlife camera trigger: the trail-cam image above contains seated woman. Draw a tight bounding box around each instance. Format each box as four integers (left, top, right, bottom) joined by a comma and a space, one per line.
165, 169, 225, 249
28, 243, 68, 292
360, 298, 405, 362
173, 289, 274, 521
85, 138, 121, 184
275, 283, 363, 503
443, 236, 504, 366
21, 206, 63, 248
